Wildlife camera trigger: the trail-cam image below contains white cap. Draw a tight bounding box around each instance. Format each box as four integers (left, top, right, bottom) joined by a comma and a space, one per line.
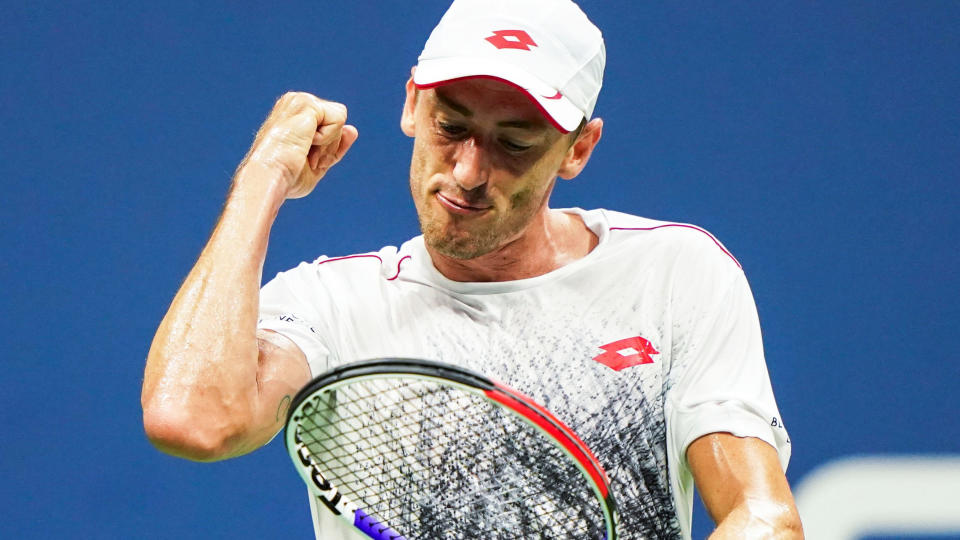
414, 0, 605, 133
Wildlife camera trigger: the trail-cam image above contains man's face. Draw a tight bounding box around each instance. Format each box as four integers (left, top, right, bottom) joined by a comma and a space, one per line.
402, 78, 577, 260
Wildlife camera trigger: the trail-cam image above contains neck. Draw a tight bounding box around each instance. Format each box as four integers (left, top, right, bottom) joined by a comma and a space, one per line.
427, 209, 599, 282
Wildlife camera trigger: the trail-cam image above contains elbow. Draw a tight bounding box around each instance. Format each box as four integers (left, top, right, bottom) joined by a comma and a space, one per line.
711, 499, 804, 539
142, 402, 245, 462
781, 513, 804, 539
762, 504, 805, 540
767, 499, 804, 539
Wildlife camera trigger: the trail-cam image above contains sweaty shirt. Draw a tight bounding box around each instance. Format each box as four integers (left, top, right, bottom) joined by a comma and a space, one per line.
259, 207, 791, 539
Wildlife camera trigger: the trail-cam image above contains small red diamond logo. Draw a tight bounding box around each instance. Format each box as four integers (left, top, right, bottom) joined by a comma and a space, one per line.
593, 336, 660, 371
485, 29, 538, 51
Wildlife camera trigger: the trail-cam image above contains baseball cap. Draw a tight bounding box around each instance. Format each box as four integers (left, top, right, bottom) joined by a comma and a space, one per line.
414, 0, 605, 133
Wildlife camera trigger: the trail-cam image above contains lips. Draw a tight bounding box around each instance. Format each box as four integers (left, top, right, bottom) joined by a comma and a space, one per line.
435, 192, 492, 215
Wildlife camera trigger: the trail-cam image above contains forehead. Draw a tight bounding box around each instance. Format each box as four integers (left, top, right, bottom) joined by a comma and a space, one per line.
423, 78, 554, 131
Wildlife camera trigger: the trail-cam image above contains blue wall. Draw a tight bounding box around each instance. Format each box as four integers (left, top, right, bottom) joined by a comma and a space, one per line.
2, 1, 957, 537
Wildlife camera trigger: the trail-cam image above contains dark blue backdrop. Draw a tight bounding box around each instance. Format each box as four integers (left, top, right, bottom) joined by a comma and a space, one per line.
2, 1, 957, 538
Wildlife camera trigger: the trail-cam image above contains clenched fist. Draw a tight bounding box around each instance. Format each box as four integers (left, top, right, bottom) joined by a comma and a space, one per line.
241, 92, 359, 199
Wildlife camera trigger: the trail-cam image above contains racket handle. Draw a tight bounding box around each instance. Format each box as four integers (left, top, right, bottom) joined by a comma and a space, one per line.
354, 508, 407, 540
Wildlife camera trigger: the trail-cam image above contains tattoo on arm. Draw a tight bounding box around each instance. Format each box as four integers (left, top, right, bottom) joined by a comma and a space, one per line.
276, 395, 292, 423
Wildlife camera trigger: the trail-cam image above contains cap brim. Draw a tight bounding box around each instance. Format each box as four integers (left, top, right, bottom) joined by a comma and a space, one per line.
414, 57, 584, 133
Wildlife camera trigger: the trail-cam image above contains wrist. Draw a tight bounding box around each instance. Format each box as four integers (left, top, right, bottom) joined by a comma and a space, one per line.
231, 160, 291, 213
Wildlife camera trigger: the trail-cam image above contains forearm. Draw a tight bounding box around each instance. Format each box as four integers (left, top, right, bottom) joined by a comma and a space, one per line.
141, 163, 288, 459
689, 434, 803, 539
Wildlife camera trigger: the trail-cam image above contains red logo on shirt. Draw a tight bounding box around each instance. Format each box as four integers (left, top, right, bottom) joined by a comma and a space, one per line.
593, 336, 660, 371
485, 29, 538, 51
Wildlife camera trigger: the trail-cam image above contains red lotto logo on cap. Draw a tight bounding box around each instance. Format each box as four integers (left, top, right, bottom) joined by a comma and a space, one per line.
485, 29, 538, 51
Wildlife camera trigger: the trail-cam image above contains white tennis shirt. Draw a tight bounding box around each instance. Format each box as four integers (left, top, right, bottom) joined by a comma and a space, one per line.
258, 207, 791, 539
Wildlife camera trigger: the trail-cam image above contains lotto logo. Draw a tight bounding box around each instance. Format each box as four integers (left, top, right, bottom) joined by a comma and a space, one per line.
485, 29, 538, 51
593, 336, 660, 371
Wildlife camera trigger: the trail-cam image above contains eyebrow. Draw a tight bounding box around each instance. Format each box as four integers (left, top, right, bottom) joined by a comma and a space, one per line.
435, 90, 472, 117
434, 89, 546, 131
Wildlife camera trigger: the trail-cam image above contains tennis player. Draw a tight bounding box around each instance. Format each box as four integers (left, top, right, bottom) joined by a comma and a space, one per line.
142, 0, 803, 537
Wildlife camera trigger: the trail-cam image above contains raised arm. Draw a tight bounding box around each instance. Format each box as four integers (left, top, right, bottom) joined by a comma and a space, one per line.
141, 93, 358, 461
688, 433, 804, 538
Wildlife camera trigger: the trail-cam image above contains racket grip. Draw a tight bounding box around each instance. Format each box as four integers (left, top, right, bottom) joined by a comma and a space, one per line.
354, 508, 407, 540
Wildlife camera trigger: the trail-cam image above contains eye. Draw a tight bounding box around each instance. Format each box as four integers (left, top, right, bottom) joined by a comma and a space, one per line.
438, 121, 467, 137
500, 139, 533, 153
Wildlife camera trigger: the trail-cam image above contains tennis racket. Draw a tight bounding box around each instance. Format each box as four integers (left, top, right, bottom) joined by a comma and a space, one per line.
284, 358, 618, 539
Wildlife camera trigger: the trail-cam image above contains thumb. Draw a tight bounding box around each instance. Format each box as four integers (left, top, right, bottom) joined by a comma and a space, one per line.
334, 125, 360, 163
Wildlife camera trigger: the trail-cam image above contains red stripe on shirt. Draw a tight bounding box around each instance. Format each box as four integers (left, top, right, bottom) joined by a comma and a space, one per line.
315, 254, 410, 281
610, 224, 742, 269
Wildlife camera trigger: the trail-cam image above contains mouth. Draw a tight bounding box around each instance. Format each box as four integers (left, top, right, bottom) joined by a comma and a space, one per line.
435, 192, 492, 216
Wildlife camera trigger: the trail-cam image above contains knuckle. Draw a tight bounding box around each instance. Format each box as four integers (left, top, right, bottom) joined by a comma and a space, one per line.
288, 94, 308, 109
276, 91, 318, 114
325, 102, 348, 122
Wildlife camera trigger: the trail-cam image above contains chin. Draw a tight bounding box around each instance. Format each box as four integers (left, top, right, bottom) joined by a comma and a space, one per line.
423, 226, 500, 260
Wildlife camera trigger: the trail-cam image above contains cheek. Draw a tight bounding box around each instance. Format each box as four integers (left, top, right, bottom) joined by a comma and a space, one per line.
509, 186, 534, 210
505, 161, 558, 211
409, 140, 430, 186
410, 135, 449, 178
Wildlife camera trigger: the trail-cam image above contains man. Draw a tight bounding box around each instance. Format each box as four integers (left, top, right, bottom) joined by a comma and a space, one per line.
141, 0, 803, 537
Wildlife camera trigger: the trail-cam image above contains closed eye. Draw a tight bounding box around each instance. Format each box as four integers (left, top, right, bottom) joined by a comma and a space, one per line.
438, 121, 467, 137
438, 119, 534, 153
500, 139, 532, 152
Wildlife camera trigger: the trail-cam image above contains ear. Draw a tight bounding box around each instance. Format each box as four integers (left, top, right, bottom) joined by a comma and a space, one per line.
557, 118, 603, 180
401, 67, 418, 137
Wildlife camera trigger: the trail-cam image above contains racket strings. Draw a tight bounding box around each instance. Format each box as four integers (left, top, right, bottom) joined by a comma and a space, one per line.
296, 377, 607, 539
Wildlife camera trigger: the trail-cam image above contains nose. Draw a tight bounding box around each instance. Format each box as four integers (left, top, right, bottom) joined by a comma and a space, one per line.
451, 138, 489, 191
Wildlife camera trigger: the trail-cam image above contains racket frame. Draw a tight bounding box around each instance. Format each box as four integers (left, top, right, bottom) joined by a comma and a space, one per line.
285, 358, 618, 540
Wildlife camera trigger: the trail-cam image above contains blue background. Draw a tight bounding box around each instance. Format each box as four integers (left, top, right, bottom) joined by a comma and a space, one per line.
2, 1, 957, 537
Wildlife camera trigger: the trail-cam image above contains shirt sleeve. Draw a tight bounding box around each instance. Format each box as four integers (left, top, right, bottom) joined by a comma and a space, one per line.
666, 270, 790, 467
258, 261, 336, 377
663, 235, 791, 535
